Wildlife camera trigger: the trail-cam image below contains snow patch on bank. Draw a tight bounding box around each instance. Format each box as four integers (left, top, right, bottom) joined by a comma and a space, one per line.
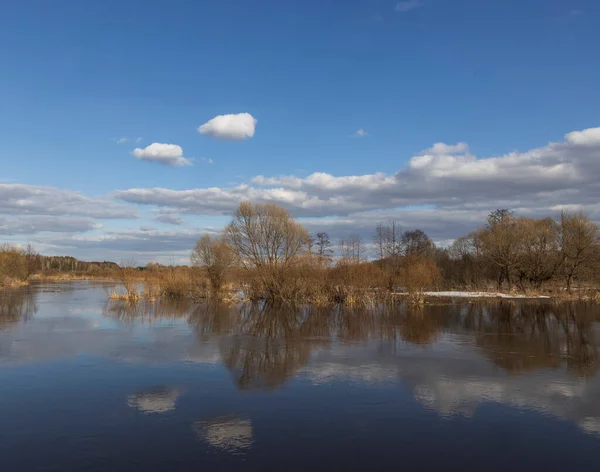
396, 291, 551, 299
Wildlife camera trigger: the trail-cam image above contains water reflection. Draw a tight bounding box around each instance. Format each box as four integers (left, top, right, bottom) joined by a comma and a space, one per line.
192, 416, 253, 454
2, 283, 600, 442
216, 304, 326, 390
127, 386, 182, 414
471, 302, 600, 377
188, 301, 599, 382
104, 299, 192, 324
0, 288, 37, 330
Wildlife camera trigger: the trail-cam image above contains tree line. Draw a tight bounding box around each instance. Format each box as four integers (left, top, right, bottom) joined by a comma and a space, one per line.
1, 243, 118, 288
3, 202, 599, 303
192, 202, 600, 303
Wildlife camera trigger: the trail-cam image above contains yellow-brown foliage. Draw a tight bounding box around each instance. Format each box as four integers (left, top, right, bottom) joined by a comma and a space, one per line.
399, 255, 440, 305
0, 245, 28, 288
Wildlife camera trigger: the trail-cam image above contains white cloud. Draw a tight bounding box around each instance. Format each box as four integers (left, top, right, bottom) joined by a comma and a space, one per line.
7, 125, 600, 260
0, 216, 102, 235
198, 113, 257, 140
422, 142, 469, 155
156, 211, 183, 225
395, 0, 423, 13
115, 125, 600, 235
116, 137, 128, 144
0, 184, 137, 219
565, 128, 600, 146
353, 128, 368, 137
44, 227, 214, 255
132, 143, 193, 167
201, 157, 214, 164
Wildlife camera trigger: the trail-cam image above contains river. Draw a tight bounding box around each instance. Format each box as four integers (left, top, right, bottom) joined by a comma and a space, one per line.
1, 281, 599, 471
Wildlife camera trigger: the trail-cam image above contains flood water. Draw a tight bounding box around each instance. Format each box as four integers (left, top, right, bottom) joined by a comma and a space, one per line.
1, 282, 600, 471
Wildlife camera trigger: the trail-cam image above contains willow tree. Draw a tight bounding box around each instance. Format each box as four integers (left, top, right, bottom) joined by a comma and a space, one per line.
191, 234, 234, 294
560, 211, 600, 293
225, 202, 308, 300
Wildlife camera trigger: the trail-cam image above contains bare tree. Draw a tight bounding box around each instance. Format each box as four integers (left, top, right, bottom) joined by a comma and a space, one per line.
478, 210, 522, 290
373, 221, 402, 289
448, 232, 486, 288
487, 208, 513, 227
225, 202, 308, 298
314, 232, 333, 265
191, 234, 234, 293
400, 229, 435, 258
560, 211, 600, 293
515, 217, 562, 290
23, 244, 40, 277
341, 234, 365, 264
373, 223, 388, 261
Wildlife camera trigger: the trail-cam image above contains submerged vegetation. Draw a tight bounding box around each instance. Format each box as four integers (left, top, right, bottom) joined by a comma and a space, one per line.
2, 203, 600, 305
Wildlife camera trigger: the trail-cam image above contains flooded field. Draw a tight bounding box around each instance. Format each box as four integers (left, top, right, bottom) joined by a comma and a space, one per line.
1, 281, 599, 471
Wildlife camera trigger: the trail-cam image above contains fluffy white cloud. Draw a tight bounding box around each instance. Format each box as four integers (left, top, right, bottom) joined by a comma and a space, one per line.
132, 143, 193, 167
198, 113, 257, 140
422, 142, 469, 155
6, 125, 600, 260
354, 128, 368, 137
395, 0, 422, 13
565, 128, 600, 146
112, 126, 600, 242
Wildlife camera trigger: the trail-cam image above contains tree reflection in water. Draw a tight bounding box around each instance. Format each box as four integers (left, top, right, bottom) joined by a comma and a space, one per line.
0, 288, 37, 330
98, 296, 600, 389
465, 302, 600, 378
103, 298, 193, 324
216, 303, 325, 390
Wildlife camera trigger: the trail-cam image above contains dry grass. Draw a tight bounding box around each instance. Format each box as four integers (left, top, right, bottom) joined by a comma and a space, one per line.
0, 277, 29, 289
104, 266, 212, 303
28, 272, 112, 282
107, 287, 142, 302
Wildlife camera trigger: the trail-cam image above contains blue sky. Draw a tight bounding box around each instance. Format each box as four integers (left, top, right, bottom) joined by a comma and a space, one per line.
1, 0, 599, 263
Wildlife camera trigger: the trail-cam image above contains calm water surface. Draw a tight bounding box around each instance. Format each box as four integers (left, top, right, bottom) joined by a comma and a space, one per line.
1, 282, 600, 471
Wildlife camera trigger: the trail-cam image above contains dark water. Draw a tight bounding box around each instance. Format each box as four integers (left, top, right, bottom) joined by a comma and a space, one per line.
1, 282, 600, 471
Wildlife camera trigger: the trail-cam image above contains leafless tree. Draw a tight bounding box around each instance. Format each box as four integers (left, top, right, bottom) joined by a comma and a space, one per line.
560, 211, 600, 293
400, 229, 435, 258
314, 232, 333, 265
514, 217, 562, 290
340, 234, 365, 264
373, 221, 402, 289
478, 210, 522, 290
225, 202, 308, 299
191, 234, 234, 293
